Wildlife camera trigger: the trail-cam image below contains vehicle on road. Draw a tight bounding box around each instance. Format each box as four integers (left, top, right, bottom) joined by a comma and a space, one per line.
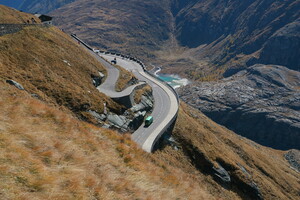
111, 57, 117, 64
145, 116, 153, 127
92, 48, 100, 53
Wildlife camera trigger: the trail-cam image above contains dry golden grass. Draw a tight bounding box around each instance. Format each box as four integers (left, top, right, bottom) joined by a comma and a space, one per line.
1, 74, 299, 199
0, 5, 40, 24
115, 65, 137, 92
134, 85, 152, 103
0, 84, 214, 200
0, 25, 122, 120
155, 102, 300, 200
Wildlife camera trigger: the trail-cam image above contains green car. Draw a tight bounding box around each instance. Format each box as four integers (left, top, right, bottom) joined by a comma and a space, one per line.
145, 116, 153, 127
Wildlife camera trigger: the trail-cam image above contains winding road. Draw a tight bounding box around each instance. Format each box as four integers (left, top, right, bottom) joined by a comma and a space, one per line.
71, 34, 179, 152
101, 55, 178, 151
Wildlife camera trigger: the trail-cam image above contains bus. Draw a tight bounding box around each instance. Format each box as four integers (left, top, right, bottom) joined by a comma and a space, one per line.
145, 116, 153, 127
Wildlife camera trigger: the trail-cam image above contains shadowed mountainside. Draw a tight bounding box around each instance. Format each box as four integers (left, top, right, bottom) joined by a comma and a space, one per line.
178, 64, 300, 150
19, 0, 76, 14
19, 0, 300, 79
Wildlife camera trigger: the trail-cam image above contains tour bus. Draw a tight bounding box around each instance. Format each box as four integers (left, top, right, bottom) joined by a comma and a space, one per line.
145, 116, 153, 127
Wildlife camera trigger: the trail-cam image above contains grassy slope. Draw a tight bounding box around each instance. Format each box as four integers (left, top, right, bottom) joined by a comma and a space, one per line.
134, 85, 152, 104
162, 103, 300, 199
50, 0, 172, 59
0, 25, 122, 119
0, 5, 40, 24
0, 85, 214, 200
114, 64, 137, 92
1, 85, 299, 200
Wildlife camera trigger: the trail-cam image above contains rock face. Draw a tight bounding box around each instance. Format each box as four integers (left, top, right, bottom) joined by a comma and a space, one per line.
6, 80, 24, 90
213, 163, 231, 183
285, 149, 300, 172
91, 72, 105, 87
88, 94, 153, 132
173, 0, 300, 73
257, 20, 300, 70
131, 95, 153, 113
178, 64, 300, 150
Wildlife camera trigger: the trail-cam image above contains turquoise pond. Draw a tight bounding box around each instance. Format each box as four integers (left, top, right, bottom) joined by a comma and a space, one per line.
157, 75, 187, 88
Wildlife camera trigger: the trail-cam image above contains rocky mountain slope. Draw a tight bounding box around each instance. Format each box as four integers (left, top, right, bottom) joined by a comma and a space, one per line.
1, 5, 299, 200
51, 0, 173, 60
178, 64, 300, 150
19, 0, 300, 78
19, 0, 76, 14
172, 0, 300, 71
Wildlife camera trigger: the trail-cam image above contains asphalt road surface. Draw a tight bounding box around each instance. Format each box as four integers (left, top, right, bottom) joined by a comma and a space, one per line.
101, 55, 178, 151
72, 34, 178, 152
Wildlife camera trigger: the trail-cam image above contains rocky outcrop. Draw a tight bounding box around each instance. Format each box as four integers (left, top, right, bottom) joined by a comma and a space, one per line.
106, 93, 154, 131
88, 110, 106, 121
213, 163, 231, 183
107, 114, 130, 130
0, 24, 47, 36
178, 64, 300, 150
91, 72, 105, 87
88, 94, 153, 132
285, 149, 300, 172
105, 110, 147, 132
177, 136, 263, 200
6, 80, 24, 90
131, 95, 153, 112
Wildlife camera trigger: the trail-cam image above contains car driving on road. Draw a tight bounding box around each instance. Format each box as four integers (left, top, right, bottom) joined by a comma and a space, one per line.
111, 57, 117, 64
145, 116, 153, 127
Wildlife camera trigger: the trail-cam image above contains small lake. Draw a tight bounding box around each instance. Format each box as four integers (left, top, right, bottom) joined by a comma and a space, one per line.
157, 74, 189, 89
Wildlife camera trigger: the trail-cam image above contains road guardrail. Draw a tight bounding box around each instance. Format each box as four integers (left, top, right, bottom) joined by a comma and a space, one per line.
71, 34, 179, 152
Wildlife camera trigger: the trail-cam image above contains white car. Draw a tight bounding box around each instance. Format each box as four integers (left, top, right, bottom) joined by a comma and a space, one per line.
93, 48, 100, 53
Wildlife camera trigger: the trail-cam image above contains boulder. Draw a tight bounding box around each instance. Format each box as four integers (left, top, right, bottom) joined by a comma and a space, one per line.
88, 110, 106, 121
91, 73, 104, 87
131, 95, 153, 112
6, 80, 24, 90
285, 149, 300, 172
107, 114, 129, 129
213, 163, 231, 183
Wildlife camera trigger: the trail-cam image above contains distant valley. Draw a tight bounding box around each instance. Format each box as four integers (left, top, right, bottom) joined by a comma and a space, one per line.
20, 0, 300, 78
